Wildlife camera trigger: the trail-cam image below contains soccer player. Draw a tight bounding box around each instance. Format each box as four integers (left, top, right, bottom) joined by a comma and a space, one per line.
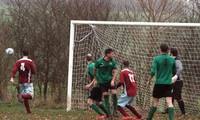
170, 48, 185, 115
94, 48, 118, 117
147, 44, 176, 120
84, 54, 108, 119
117, 61, 142, 120
10, 50, 36, 114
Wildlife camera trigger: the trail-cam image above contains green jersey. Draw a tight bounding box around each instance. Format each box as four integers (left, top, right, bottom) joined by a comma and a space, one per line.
95, 57, 117, 84
151, 54, 176, 85
88, 62, 95, 80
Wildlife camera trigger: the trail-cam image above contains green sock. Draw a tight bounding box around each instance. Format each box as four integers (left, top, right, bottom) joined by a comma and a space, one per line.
104, 95, 111, 115
147, 107, 157, 120
168, 107, 175, 120
90, 104, 103, 115
112, 94, 117, 114
98, 103, 109, 115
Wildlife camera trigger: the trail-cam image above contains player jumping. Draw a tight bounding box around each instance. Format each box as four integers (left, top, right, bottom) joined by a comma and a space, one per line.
10, 50, 36, 114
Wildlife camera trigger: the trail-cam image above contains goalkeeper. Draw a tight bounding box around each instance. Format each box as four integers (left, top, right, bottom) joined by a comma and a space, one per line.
170, 48, 185, 115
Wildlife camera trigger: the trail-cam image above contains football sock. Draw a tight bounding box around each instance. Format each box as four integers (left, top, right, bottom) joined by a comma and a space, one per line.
117, 106, 129, 117
90, 104, 103, 115
112, 94, 117, 114
178, 100, 185, 115
104, 95, 111, 115
24, 99, 31, 114
147, 106, 157, 120
98, 103, 109, 115
126, 105, 142, 118
168, 107, 175, 120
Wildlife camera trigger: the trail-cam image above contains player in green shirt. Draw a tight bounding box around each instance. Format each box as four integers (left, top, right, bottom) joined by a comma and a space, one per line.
84, 54, 109, 119
147, 44, 176, 120
94, 48, 118, 117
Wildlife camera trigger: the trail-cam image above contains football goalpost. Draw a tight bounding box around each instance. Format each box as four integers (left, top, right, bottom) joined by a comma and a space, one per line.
67, 20, 200, 113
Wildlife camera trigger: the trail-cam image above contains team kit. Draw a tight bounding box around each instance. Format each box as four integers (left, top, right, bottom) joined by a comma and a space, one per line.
9, 44, 184, 120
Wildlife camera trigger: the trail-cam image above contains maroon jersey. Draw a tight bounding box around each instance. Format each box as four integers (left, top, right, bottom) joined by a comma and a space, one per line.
120, 68, 137, 96
11, 57, 36, 83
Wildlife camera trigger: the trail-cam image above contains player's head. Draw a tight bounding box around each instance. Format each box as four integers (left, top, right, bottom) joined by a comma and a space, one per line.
22, 50, 29, 56
86, 53, 92, 62
104, 48, 114, 58
170, 48, 178, 57
122, 60, 129, 67
160, 43, 169, 53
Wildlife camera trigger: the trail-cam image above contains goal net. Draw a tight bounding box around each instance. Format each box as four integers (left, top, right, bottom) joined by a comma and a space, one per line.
67, 21, 200, 113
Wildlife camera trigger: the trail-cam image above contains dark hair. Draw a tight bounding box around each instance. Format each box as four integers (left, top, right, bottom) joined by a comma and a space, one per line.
160, 44, 169, 53
170, 48, 178, 56
22, 50, 29, 56
123, 60, 129, 67
104, 48, 114, 55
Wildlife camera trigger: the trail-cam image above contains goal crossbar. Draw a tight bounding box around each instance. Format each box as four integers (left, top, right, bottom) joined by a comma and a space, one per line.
71, 20, 200, 27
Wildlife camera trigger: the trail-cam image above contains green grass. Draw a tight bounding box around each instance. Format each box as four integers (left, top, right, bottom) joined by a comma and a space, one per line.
0, 102, 95, 120
0, 102, 199, 120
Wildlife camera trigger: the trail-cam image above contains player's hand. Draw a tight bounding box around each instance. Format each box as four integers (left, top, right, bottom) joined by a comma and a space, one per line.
85, 84, 91, 90
111, 80, 115, 87
93, 79, 97, 86
10, 78, 14, 83
172, 75, 178, 83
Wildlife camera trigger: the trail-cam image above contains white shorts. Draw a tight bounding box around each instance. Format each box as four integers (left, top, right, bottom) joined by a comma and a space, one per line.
118, 93, 134, 107
19, 83, 34, 97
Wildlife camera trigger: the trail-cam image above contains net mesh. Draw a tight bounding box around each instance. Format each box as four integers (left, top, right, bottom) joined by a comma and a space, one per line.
70, 22, 200, 113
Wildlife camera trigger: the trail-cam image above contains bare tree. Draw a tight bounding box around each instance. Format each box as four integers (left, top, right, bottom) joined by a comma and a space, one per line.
136, 0, 185, 22
2, 0, 113, 104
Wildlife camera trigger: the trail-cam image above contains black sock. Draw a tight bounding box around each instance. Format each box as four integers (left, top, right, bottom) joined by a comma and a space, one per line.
178, 100, 185, 115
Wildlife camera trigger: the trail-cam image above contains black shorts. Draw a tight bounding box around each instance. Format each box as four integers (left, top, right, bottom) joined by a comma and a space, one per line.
98, 82, 116, 93
173, 81, 183, 100
153, 84, 173, 98
88, 87, 102, 102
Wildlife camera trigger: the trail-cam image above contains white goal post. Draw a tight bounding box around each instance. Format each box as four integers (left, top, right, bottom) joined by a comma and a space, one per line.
67, 20, 200, 112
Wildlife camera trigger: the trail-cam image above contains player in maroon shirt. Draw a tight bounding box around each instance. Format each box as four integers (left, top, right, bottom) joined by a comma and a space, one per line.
117, 61, 142, 120
10, 50, 36, 114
